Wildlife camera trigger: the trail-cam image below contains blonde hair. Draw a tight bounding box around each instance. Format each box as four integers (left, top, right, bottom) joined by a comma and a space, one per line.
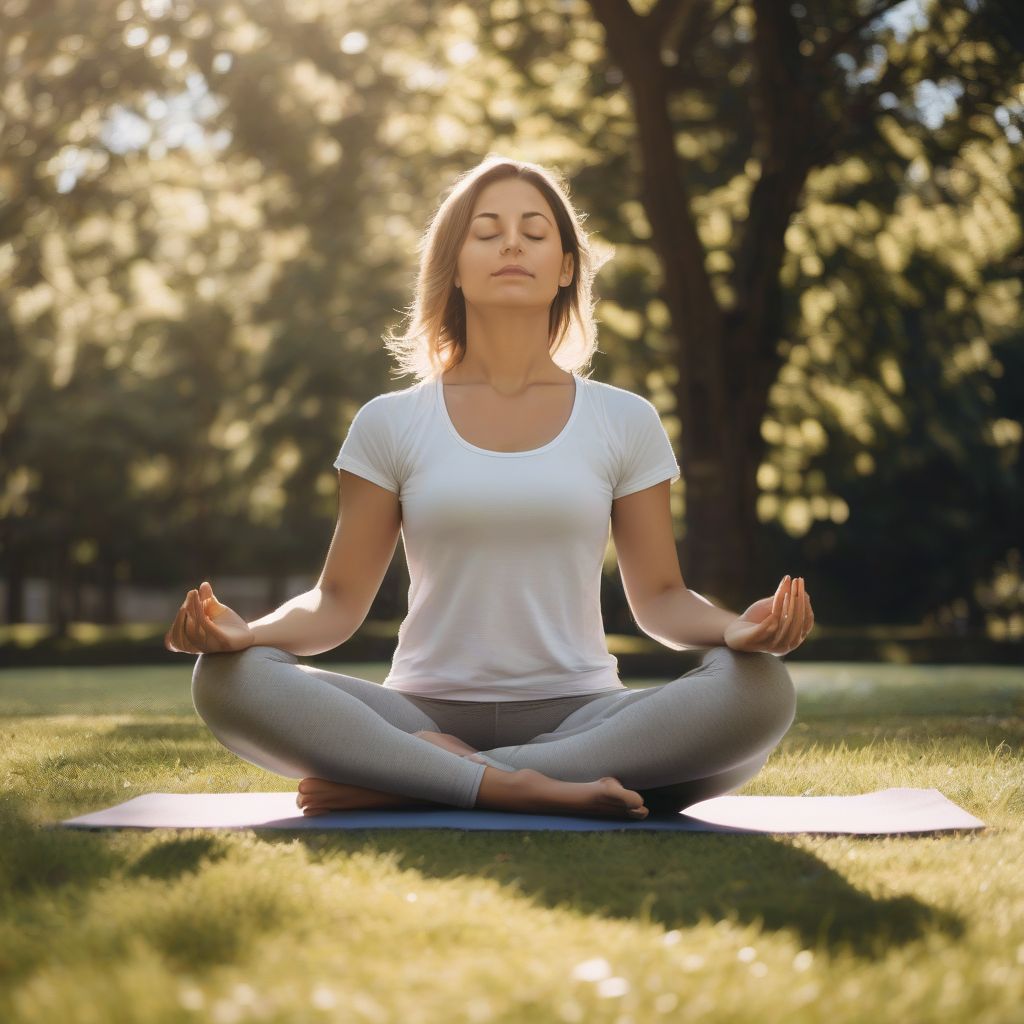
383, 154, 614, 383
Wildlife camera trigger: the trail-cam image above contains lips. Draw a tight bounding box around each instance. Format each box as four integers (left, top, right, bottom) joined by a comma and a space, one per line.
493, 267, 532, 276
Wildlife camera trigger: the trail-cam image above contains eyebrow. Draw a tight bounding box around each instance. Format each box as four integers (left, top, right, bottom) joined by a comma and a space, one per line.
472, 211, 551, 225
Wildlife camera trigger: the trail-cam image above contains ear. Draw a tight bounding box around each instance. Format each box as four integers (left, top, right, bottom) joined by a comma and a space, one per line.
561, 253, 574, 285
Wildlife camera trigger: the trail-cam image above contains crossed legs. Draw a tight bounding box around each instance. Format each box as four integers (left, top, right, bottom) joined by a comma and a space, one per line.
191, 646, 796, 818
466, 646, 797, 813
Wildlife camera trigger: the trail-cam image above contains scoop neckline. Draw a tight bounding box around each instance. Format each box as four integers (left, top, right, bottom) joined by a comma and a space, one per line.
435, 373, 582, 458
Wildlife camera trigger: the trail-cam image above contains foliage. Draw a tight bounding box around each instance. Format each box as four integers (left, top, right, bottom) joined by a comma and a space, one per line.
0, 0, 1021, 635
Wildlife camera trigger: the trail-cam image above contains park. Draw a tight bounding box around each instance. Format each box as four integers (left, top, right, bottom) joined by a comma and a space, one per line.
1, 1, 1022, 1022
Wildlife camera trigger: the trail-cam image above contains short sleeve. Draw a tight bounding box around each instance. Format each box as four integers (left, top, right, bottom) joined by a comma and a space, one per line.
612, 397, 681, 499
333, 397, 402, 494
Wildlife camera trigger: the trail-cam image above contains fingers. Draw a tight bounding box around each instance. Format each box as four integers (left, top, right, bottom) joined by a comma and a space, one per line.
778, 593, 792, 651
181, 590, 201, 652
769, 576, 799, 652
778, 580, 793, 648
165, 594, 192, 654
769, 576, 789, 647
190, 589, 225, 651
791, 577, 813, 644
755, 575, 785, 646
785, 578, 806, 648
189, 590, 207, 647
729, 575, 815, 655
773, 575, 789, 620
777, 576, 813, 652
166, 588, 217, 654
175, 594, 191, 653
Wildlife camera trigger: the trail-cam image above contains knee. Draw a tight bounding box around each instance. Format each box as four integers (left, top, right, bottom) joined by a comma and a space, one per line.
192, 648, 245, 725
711, 647, 798, 742
191, 645, 289, 726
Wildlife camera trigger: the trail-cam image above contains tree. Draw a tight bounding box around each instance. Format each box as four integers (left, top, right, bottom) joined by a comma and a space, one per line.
1, 0, 1020, 640
571, 0, 1024, 610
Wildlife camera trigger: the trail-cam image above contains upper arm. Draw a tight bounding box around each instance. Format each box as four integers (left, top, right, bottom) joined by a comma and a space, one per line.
610, 478, 685, 619
315, 469, 402, 623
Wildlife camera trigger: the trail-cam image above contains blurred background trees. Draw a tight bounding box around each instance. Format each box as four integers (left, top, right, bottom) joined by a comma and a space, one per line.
1, 0, 1021, 648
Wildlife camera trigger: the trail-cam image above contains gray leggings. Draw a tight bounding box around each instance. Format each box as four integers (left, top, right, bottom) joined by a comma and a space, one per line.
191, 645, 797, 814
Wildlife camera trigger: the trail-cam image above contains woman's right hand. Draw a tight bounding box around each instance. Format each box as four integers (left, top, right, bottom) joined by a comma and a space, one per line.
164, 581, 255, 655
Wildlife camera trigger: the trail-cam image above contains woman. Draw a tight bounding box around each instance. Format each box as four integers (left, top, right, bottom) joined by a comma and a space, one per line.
166, 155, 814, 821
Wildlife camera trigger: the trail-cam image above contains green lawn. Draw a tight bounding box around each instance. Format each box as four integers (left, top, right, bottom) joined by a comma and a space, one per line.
2, 661, 1022, 1023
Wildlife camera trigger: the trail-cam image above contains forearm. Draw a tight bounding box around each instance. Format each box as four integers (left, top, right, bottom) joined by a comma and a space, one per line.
634, 587, 739, 650
246, 587, 362, 657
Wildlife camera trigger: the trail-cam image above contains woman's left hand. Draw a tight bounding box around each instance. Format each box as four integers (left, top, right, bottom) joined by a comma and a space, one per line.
723, 575, 814, 656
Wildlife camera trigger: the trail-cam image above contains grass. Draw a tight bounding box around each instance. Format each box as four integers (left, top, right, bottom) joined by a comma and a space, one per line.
1, 660, 1022, 1023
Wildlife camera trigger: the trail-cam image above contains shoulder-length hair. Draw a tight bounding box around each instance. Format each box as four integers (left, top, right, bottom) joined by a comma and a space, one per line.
383, 154, 614, 383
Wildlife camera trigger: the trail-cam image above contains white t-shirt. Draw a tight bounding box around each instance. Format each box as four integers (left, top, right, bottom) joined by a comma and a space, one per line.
333, 372, 681, 701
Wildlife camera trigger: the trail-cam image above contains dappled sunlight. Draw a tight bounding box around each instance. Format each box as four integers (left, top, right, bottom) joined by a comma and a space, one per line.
1, 656, 1023, 1021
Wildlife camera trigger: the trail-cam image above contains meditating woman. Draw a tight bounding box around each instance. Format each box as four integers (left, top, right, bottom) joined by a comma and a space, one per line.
165, 155, 814, 820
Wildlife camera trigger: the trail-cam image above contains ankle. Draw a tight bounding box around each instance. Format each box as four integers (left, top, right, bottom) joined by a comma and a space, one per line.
474, 765, 534, 809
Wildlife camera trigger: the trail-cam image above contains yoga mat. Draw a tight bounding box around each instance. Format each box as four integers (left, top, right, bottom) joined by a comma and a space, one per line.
50, 787, 985, 835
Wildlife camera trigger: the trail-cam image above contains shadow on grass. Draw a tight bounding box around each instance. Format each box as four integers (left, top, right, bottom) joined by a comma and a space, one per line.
8, 693, 1001, 967
257, 828, 966, 960
4, 771, 966, 966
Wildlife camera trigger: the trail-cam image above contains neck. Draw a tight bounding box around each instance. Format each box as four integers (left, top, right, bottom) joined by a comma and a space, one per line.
449, 307, 569, 392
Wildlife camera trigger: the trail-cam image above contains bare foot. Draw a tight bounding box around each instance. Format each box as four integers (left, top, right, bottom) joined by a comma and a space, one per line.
478, 769, 649, 821
408, 733, 651, 821
295, 777, 443, 816
295, 731, 484, 815
295, 733, 650, 822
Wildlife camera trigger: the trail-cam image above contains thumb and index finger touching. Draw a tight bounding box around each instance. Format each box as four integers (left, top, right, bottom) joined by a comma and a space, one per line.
164, 581, 222, 653
749, 575, 797, 639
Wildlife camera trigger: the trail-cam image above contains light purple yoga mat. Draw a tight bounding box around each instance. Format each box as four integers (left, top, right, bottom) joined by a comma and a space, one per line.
51, 787, 985, 834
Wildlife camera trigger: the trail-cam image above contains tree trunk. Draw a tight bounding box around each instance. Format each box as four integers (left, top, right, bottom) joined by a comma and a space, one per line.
586, 0, 822, 610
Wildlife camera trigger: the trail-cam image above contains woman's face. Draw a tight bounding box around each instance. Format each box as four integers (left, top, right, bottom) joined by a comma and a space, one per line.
454, 178, 573, 309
